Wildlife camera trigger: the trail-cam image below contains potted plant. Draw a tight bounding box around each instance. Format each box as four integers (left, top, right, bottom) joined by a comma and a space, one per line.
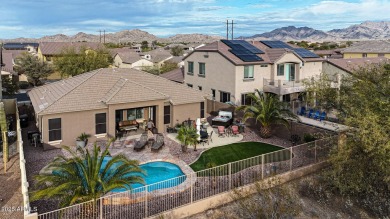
176, 126, 199, 152
76, 132, 91, 148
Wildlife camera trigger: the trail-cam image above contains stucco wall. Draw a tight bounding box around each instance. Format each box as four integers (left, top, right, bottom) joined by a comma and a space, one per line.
300, 61, 322, 80
132, 59, 153, 70
273, 53, 302, 81
343, 53, 362, 59
322, 62, 348, 81
184, 52, 236, 102
172, 102, 204, 126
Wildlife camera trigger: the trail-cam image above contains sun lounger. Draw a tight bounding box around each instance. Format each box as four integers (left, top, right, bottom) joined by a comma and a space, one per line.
151, 133, 164, 151
134, 133, 148, 151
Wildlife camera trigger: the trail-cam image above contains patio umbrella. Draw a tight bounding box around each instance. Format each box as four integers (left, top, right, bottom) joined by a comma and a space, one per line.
196, 118, 201, 141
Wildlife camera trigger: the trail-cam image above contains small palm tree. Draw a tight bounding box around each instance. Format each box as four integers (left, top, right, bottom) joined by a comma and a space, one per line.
30, 141, 145, 208
176, 125, 199, 152
236, 90, 299, 138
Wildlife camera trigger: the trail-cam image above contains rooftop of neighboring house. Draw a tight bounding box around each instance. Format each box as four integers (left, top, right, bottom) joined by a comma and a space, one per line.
184, 40, 323, 65
142, 48, 172, 63
169, 56, 184, 64
342, 40, 390, 53
314, 49, 343, 59
3, 42, 39, 50
108, 47, 138, 57
160, 67, 184, 83
39, 42, 104, 55
115, 51, 145, 64
327, 57, 388, 73
1, 50, 25, 73
28, 68, 206, 115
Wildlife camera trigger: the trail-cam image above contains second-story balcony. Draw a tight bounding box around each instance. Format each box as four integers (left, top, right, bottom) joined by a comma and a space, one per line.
263, 79, 306, 95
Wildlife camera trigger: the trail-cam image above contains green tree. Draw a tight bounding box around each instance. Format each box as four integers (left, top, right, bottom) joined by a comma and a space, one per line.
236, 90, 299, 138
176, 125, 199, 152
141, 41, 149, 52
14, 52, 53, 86
30, 142, 145, 208
170, 46, 184, 56
53, 46, 112, 77
1, 76, 18, 95
160, 61, 179, 74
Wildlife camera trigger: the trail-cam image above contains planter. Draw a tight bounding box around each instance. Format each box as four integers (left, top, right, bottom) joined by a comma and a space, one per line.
76, 140, 86, 148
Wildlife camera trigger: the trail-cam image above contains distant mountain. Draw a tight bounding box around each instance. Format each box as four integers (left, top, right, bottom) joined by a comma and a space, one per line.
246, 26, 333, 41
0, 29, 221, 44
243, 21, 390, 41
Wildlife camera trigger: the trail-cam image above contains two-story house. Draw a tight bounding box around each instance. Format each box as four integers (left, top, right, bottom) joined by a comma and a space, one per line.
183, 40, 323, 105
342, 40, 390, 59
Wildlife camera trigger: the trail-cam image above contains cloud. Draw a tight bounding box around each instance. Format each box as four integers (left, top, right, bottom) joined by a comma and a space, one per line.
78, 19, 127, 27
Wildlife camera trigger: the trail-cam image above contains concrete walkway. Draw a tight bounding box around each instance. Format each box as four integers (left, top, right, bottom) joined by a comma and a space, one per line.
298, 116, 349, 132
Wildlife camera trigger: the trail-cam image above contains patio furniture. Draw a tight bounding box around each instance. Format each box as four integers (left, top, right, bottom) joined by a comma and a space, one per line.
151, 134, 164, 151
217, 126, 225, 137
297, 106, 306, 116
119, 120, 139, 131
307, 109, 314, 118
320, 111, 327, 121
199, 130, 208, 145
134, 133, 148, 151
313, 110, 320, 120
212, 111, 233, 127
231, 125, 239, 137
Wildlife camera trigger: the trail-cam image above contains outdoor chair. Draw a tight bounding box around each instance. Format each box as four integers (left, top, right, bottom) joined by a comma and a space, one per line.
199, 130, 209, 146
313, 110, 320, 120
297, 106, 306, 116
151, 133, 164, 151
231, 125, 239, 137
307, 109, 314, 118
320, 111, 327, 121
218, 126, 225, 137
134, 133, 148, 151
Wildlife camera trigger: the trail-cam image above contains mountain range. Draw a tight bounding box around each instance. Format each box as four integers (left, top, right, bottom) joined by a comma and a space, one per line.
2, 21, 390, 43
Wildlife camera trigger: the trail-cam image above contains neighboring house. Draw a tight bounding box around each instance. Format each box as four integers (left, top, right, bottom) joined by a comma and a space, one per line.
131, 43, 142, 52
323, 57, 388, 86
169, 56, 185, 67
141, 49, 173, 68
37, 42, 103, 62
342, 40, 390, 59
314, 49, 343, 59
113, 51, 153, 70
3, 42, 39, 54
28, 68, 207, 146
160, 67, 184, 83
183, 40, 323, 105
1, 50, 26, 80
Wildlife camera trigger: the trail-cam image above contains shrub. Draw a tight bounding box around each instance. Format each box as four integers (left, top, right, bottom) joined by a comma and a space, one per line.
18, 81, 30, 89
303, 133, 316, 142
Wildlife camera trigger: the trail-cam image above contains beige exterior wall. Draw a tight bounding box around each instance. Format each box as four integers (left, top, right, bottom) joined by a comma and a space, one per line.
114, 55, 153, 69
41, 109, 108, 147
171, 102, 204, 126
322, 62, 348, 81
300, 61, 322, 79
367, 53, 378, 58
273, 53, 302, 81
385, 54, 390, 58
184, 52, 236, 102
343, 53, 362, 59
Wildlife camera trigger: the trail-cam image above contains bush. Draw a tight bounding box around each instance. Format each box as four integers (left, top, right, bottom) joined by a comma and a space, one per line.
18, 81, 30, 89
303, 133, 316, 142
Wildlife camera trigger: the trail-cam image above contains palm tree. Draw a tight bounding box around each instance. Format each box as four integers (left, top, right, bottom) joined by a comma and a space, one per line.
236, 90, 299, 138
176, 125, 199, 152
30, 141, 145, 208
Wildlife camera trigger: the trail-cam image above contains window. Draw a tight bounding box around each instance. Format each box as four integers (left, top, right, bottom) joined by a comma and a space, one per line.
241, 93, 254, 105
362, 53, 367, 58
277, 64, 284, 76
127, 108, 143, 120
198, 86, 202, 91
244, 65, 254, 79
199, 63, 205, 76
200, 102, 205, 118
211, 89, 216, 99
260, 64, 268, 67
95, 113, 107, 134
188, 61, 194, 74
48, 118, 61, 141
164, 105, 170, 124
378, 53, 385, 57
187, 83, 193, 88
220, 91, 230, 103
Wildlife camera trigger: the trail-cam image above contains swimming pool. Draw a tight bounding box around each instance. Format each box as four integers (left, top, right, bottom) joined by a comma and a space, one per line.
101, 158, 186, 192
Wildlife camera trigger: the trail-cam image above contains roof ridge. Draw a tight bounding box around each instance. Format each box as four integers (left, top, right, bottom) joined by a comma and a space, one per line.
101, 77, 128, 103
39, 69, 101, 113
124, 73, 170, 99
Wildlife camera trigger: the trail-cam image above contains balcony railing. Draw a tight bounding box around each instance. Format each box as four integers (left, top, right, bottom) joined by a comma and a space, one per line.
263, 79, 306, 95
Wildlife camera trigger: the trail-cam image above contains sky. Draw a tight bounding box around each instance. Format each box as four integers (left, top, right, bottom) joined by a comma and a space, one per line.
0, 0, 390, 39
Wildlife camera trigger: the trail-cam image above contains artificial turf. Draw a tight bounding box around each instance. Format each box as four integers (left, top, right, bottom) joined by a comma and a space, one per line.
190, 142, 287, 172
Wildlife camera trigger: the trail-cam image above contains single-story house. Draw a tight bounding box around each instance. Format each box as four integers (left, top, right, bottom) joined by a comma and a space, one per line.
28, 68, 208, 147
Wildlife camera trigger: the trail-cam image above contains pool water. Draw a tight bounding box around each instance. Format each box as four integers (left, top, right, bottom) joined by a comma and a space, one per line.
101, 158, 186, 192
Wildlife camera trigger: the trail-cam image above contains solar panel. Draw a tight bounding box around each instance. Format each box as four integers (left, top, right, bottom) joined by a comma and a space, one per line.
233, 40, 264, 54
261, 40, 292, 49
293, 48, 320, 58
221, 40, 264, 62
230, 50, 263, 62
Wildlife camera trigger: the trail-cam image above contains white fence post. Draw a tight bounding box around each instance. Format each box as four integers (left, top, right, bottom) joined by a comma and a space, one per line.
145, 185, 148, 218
190, 173, 193, 203
99, 197, 103, 219
261, 154, 264, 179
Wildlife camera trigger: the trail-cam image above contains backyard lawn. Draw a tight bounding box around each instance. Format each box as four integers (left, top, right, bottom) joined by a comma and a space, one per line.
190, 142, 289, 172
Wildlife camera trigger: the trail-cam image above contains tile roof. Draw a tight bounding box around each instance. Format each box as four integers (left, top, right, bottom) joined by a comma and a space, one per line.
143, 49, 172, 63
342, 40, 390, 53
327, 57, 388, 73
184, 40, 323, 65
108, 47, 138, 57
39, 42, 103, 55
160, 67, 184, 83
28, 68, 206, 115
115, 51, 144, 64
169, 56, 184, 64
